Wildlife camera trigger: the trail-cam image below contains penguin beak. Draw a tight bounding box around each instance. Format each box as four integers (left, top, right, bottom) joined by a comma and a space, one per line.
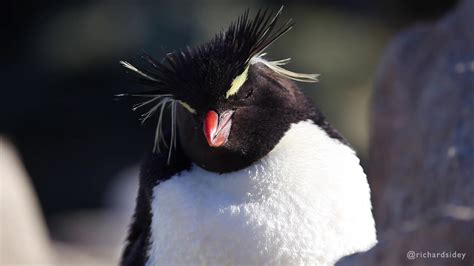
203, 110, 234, 147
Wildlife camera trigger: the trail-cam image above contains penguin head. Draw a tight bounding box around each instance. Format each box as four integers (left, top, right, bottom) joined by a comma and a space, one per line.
121, 7, 320, 173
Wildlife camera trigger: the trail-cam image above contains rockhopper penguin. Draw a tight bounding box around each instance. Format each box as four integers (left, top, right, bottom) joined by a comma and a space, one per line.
120, 7, 377, 266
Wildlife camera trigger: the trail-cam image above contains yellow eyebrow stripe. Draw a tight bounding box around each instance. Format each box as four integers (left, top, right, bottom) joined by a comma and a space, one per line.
225, 65, 250, 99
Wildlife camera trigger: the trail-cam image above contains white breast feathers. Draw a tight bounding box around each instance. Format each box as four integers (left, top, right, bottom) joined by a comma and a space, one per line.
147, 120, 377, 266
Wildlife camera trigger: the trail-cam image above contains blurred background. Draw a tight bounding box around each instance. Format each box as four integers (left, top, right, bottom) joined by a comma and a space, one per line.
1, 0, 459, 264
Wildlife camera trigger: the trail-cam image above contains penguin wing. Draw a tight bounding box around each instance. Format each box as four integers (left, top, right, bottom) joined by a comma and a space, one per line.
121, 140, 191, 266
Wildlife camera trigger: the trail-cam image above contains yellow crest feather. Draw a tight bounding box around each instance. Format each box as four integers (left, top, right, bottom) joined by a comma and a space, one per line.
225, 65, 250, 98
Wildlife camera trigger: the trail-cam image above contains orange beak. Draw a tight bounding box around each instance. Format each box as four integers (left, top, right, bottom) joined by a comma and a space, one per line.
203, 110, 234, 147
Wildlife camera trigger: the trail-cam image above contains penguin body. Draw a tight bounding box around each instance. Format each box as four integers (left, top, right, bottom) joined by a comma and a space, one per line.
120, 8, 377, 266
147, 120, 376, 265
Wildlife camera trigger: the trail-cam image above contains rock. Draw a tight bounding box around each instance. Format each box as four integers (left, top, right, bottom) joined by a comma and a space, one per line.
0, 137, 121, 265
0, 137, 54, 264
337, 216, 474, 266
337, 0, 474, 265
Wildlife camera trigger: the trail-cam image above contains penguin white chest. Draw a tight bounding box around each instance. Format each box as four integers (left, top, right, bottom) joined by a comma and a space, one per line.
147, 121, 376, 266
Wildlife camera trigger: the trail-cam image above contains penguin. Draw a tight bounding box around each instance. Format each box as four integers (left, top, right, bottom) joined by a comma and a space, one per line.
119, 7, 377, 266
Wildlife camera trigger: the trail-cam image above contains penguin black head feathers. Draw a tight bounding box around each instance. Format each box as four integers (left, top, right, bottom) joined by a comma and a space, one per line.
121, 7, 343, 173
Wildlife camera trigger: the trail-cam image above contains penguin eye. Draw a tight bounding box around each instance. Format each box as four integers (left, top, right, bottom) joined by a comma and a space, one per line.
244, 88, 254, 99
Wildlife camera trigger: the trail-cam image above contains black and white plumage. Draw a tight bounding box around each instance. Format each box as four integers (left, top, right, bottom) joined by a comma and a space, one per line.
120, 7, 376, 266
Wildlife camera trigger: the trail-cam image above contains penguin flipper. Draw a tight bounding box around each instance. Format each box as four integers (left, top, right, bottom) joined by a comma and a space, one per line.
121, 141, 191, 266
